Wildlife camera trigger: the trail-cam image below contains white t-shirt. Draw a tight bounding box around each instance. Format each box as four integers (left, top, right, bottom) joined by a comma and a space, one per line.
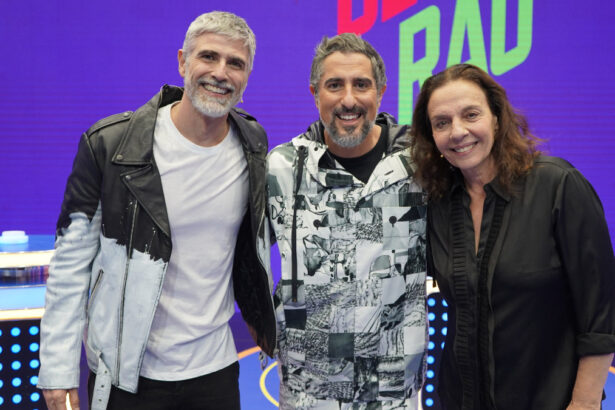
140, 102, 248, 380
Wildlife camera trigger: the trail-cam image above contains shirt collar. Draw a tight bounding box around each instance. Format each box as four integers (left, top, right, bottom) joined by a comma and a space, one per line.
449, 170, 512, 203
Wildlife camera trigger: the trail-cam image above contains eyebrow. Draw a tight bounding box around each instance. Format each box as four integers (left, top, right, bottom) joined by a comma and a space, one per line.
430, 104, 483, 116
429, 114, 449, 123
462, 104, 483, 111
195, 49, 247, 68
323, 76, 374, 84
196, 49, 217, 58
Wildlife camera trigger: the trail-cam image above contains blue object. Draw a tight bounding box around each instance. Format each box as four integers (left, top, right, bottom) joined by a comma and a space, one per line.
0, 231, 28, 245
0, 234, 54, 253
0, 286, 46, 310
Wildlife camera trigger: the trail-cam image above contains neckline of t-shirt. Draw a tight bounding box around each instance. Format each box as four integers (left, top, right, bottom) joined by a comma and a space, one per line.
161, 102, 235, 155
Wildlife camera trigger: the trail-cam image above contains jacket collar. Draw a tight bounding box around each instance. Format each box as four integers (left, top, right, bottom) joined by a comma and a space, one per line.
228, 108, 268, 155
299, 112, 409, 152
291, 112, 413, 193
112, 85, 267, 165
113, 85, 183, 165
108, 85, 267, 239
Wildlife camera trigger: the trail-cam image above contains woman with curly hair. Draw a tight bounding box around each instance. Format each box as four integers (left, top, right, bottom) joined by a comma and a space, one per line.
411, 63, 615, 409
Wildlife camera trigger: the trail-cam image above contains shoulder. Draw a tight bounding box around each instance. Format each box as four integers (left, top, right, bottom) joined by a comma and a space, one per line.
232, 107, 259, 122
85, 111, 133, 137
529, 155, 585, 185
230, 107, 267, 151
230, 107, 265, 135
82, 111, 134, 155
533, 155, 575, 173
526, 155, 599, 202
267, 141, 296, 167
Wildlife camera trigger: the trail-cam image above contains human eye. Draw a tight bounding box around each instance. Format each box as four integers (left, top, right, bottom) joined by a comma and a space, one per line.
432, 119, 449, 131
199, 52, 216, 62
325, 81, 342, 90
355, 79, 371, 90
228, 58, 246, 70
466, 111, 479, 120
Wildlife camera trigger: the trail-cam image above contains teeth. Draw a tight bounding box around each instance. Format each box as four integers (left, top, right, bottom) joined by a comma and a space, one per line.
202, 83, 229, 95
454, 143, 475, 153
339, 114, 359, 120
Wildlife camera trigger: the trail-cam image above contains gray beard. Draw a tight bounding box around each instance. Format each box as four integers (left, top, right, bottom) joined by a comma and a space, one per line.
323, 116, 374, 148
184, 78, 243, 118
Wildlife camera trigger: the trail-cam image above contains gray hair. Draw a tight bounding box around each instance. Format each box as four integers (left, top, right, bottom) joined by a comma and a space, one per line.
310, 33, 386, 96
182, 11, 256, 71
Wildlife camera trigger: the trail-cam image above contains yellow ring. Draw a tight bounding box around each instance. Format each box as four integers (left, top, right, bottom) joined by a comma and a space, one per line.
260, 361, 279, 407
237, 347, 279, 407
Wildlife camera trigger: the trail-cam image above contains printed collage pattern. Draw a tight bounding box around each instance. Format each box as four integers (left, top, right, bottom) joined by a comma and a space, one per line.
268, 137, 428, 409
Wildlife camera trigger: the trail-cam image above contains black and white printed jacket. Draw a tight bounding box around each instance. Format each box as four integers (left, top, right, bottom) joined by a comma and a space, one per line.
266, 113, 428, 408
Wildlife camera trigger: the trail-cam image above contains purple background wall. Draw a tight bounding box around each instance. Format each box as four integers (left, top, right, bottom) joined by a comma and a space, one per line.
1, 0, 614, 249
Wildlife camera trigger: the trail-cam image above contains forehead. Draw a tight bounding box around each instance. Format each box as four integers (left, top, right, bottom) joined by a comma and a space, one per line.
320, 51, 374, 82
428, 80, 490, 115
189, 32, 249, 60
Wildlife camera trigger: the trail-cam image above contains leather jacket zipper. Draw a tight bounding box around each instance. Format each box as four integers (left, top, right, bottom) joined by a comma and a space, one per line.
115, 198, 138, 384
86, 269, 104, 315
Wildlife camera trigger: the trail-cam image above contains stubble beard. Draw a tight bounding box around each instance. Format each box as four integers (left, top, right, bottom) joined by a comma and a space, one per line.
323, 108, 375, 148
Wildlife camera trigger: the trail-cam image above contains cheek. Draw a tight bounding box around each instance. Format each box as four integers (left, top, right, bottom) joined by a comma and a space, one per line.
317, 98, 334, 118
320, 110, 332, 123
363, 96, 379, 113
233, 74, 249, 88
432, 134, 447, 153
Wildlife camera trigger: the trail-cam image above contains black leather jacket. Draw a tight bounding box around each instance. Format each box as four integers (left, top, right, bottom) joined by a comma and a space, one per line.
39, 85, 275, 395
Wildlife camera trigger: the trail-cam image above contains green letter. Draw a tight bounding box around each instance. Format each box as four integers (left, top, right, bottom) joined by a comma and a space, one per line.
398, 6, 440, 124
446, 0, 488, 71
491, 0, 533, 75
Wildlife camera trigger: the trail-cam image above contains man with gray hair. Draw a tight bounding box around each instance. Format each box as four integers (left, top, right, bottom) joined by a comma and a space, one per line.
266, 33, 428, 408
38, 11, 275, 410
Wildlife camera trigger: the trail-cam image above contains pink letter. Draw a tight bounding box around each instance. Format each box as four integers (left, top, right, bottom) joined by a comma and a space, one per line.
337, 0, 378, 35
382, 0, 417, 22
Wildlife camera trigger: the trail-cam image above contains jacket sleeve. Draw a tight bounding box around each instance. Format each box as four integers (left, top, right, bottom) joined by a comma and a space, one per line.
265, 145, 298, 357
38, 133, 103, 389
553, 167, 615, 356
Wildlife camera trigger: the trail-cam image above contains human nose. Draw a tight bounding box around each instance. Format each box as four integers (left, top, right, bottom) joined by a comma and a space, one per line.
340, 85, 357, 109
210, 61, 229, 81
450, 118, 467, 141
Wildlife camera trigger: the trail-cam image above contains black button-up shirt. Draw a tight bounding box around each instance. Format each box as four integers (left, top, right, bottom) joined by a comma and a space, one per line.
429, 156, 615, 409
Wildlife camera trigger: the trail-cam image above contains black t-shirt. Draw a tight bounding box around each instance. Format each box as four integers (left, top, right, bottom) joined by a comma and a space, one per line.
329, 124, 388, 183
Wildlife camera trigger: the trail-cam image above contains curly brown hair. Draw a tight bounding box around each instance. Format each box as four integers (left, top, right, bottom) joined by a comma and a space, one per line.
410, 64, 542, 199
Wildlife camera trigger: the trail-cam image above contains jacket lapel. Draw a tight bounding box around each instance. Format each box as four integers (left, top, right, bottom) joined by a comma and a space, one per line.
111, 88, 177, 238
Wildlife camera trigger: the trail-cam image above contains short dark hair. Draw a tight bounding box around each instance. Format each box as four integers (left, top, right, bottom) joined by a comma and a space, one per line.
310, 33, 386, 96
